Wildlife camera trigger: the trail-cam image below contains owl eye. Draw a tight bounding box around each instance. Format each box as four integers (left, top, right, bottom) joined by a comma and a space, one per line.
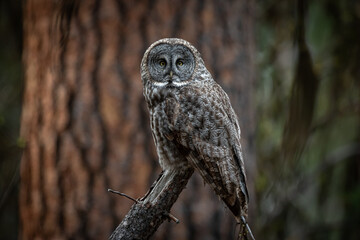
159, 59, 166, 67
176, 60, 184, 66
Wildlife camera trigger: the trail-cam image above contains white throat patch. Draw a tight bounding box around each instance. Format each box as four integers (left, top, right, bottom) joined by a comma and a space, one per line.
153, 81, 168, 87
152, 80, 190, 88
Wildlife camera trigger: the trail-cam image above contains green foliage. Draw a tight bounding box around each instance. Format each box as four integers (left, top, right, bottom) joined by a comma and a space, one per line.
0, 1, 23, 240
256, 0, 360, 239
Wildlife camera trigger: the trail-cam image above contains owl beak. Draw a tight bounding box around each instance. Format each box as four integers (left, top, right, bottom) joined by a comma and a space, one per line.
169, 71, 173, 78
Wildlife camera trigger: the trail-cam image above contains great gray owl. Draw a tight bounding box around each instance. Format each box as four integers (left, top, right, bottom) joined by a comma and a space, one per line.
141, 38, 253, 239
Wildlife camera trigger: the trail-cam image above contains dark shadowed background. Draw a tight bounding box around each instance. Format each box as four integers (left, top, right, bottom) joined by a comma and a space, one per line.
0, 0, 359, 239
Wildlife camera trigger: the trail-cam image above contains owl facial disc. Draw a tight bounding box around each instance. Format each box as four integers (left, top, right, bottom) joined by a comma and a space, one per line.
147, 43, 195, 87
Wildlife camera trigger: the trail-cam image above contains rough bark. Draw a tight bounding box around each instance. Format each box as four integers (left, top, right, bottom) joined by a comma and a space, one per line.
20, 0, 256, 239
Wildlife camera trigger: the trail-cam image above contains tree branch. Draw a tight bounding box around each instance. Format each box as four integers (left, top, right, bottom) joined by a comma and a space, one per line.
109, 166, 194, 240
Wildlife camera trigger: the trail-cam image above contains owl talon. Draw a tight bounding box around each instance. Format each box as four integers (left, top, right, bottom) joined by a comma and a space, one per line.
108, 188, 180, 224
236, 216, 255, 240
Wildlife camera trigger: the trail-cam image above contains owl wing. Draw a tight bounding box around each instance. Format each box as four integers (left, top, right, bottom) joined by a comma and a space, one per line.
164, 83, 249, 219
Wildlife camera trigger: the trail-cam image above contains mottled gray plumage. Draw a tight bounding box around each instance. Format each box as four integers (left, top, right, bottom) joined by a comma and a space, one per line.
140, 38, 250, 225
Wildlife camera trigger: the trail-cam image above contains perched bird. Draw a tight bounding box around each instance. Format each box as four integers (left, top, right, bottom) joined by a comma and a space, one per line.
141, 38, 254, 239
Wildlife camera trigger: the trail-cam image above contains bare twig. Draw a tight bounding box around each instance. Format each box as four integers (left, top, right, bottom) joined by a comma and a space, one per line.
108, 189, 139, 203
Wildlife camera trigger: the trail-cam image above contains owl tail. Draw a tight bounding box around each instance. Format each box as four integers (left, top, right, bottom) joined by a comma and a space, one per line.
221, 189, 255, 239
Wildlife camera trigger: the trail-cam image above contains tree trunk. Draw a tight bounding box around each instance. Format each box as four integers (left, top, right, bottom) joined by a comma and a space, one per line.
20, 0, 256, 239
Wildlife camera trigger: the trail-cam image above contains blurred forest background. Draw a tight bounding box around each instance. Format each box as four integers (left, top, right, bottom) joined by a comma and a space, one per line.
1, 0, 359, 239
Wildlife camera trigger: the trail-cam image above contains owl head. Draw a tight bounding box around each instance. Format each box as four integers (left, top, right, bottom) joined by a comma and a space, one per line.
141, 38, 211, 89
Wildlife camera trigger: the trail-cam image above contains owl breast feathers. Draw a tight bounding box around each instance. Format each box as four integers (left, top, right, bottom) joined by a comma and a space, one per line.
140, 38, 249, 221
